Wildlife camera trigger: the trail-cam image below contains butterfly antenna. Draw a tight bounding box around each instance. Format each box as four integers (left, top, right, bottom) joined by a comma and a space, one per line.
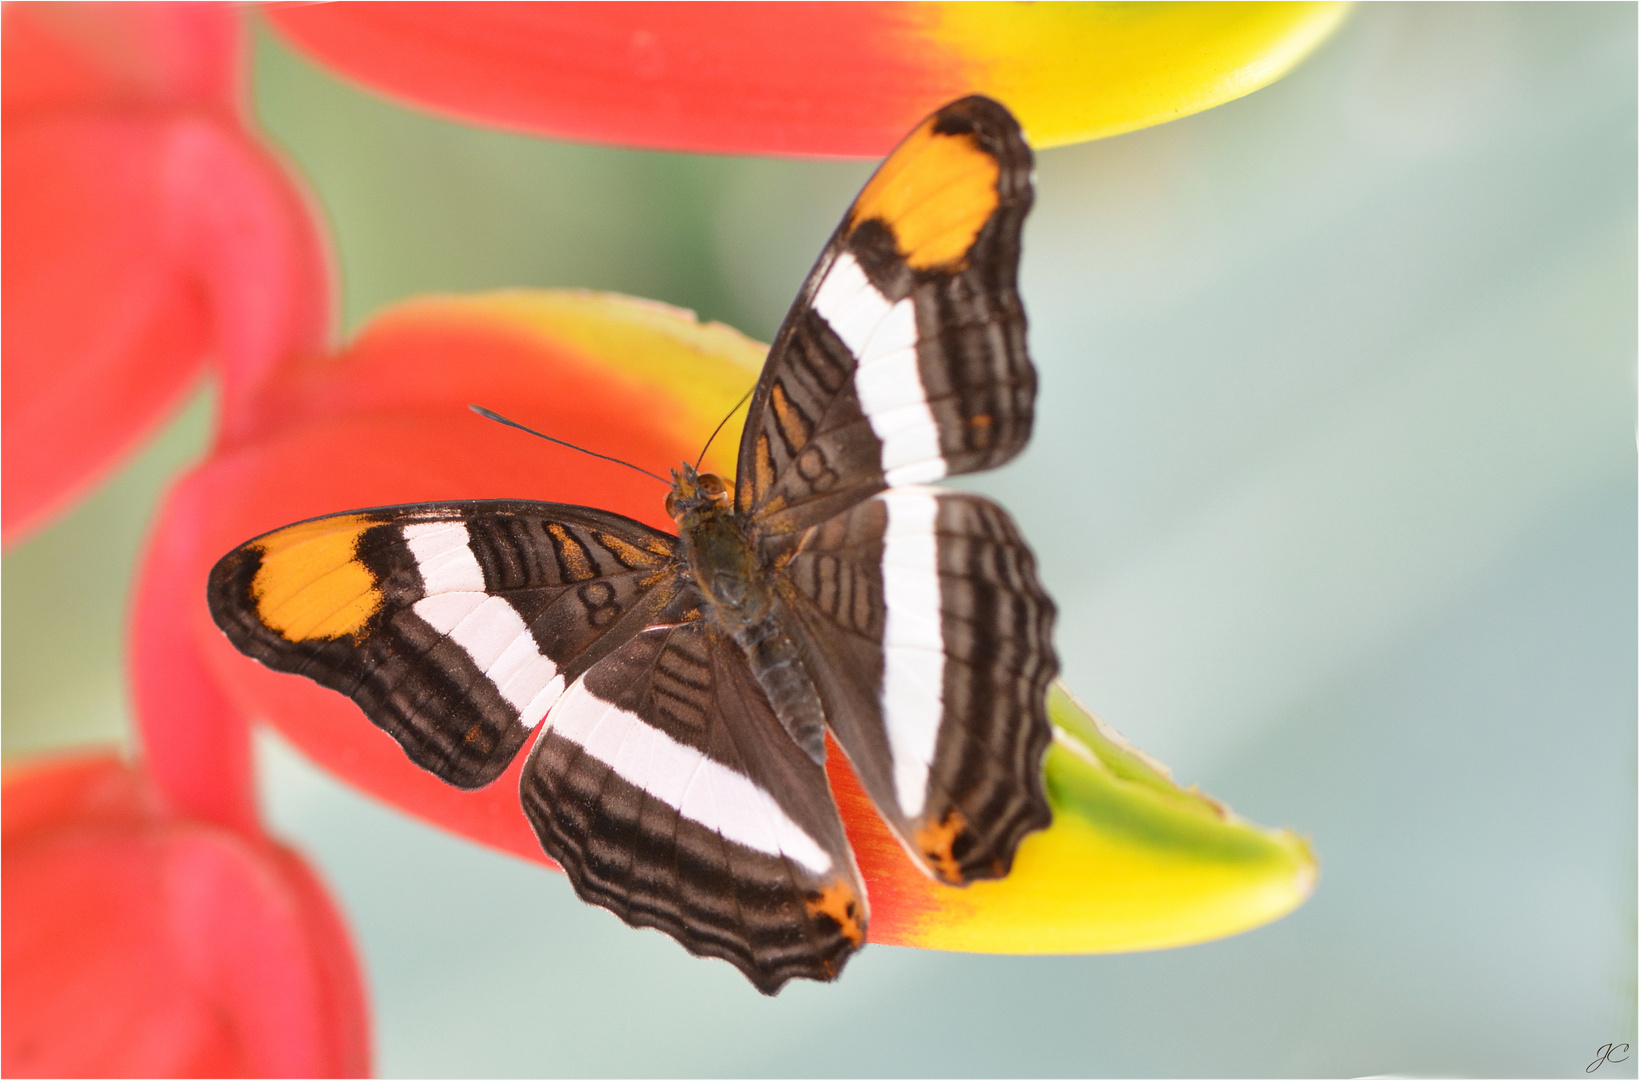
694, 386, 756, 471
469, 405, 671, 486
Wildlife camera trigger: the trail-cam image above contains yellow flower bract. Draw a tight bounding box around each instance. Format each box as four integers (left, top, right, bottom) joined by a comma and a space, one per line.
932, 1, 1352, 148
901, 686, 1316, 952
405, 291, 764, 480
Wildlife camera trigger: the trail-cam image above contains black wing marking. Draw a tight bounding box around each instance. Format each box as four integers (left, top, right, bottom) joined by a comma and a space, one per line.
207, 500, 685, 788
521, 614, 867, 994
735, 95, 1035, 540
773, 487, 1056, 883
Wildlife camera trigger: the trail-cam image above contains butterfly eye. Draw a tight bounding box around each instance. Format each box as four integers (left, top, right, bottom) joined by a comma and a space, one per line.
698, 474, 729, 502
664, 491, 682, 519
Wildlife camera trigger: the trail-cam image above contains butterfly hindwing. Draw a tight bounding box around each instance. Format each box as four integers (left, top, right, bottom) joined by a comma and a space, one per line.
736, 95, 1035, 537
775, 486, 1057, 883
207, 501, 685, 788
521, 615, 867, 993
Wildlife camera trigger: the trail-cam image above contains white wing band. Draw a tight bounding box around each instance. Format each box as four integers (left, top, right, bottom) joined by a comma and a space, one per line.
547, 676, 835, 876
814, 252, 948, 486
406, 521, 564, 728
877, 487, 946, 818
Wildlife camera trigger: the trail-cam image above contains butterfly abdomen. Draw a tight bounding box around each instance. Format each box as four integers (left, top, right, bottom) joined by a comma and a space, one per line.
735, 615, 828, 764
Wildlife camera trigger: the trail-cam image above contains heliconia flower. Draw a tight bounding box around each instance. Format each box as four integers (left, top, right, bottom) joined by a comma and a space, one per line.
5, 10, 371, 1071
140, 290, 1316, 954
2, 2, 332, 547
264, 1, 1350, 156
2, 752, 371, 1078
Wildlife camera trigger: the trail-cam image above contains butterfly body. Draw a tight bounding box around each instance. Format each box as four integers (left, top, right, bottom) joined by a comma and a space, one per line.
670, 462, 830, 763
209, 96, 1057, 993
671, 465, 764, 623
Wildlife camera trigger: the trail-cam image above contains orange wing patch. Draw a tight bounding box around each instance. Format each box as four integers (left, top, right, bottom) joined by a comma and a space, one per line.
251, 515, 381, 642
916, 809, 972, 885
547, 524, 597, 581
805, 880, 866, 947
850, 118, 1000, 271
769, 382, 810, 447
754, 433, 776, 495
594, 531, 671, 570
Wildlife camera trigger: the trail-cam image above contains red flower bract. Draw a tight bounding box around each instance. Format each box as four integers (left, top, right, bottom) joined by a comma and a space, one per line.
2, 2, 331, 547
264, 1, 1350, 156
2, 753, 370, 1078
5, 10, 371, 1074
267, 2, 964, 156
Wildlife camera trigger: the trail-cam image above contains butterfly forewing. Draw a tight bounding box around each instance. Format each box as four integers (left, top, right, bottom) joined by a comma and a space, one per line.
736, 96, 1036, 538
208, 501, 685, 788
776, 488, 1057, 882
521, 617, 867, 993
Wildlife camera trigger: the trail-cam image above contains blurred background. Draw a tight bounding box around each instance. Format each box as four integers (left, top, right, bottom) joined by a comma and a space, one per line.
4, 3, 1634, 1076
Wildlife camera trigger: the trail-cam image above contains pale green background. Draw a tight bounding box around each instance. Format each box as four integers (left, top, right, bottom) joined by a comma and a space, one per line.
4, 4, 1634, 1076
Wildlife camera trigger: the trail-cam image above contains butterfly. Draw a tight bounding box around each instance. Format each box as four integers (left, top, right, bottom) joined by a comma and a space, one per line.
208, 95, 1057, 994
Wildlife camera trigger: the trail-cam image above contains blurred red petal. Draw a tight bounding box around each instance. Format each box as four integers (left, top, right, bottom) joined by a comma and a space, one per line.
2, 7, 332, 548
2, 112, 332, 545
227, 296, 710, 474
2, 754, 370, 1078
267, 1, 955, 156
131, 463, 261, 835
2, 3, 240, 120
2, 754, 163, 844
4, 116, 209, 545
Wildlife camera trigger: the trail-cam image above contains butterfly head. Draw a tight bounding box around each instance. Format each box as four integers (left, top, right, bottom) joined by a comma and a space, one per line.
665, 463, 731, 524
